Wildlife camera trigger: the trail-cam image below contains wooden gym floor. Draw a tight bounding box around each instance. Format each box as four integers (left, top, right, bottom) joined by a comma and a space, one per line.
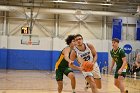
0, 70, 140, 93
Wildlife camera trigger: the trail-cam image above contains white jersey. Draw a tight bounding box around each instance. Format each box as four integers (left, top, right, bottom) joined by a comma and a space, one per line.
74, 43, 101, 78
74, 43, 93, 63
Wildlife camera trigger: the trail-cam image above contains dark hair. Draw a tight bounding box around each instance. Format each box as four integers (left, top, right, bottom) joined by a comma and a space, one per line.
74, 34, 83, 39
65, 35, 75, 45
112, 38, 119, 43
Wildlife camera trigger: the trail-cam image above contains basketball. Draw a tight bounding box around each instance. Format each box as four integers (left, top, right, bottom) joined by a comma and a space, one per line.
81, 61, 94, 72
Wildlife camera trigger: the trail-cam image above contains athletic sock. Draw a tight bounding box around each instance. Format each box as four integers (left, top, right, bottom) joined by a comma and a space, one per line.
72, 89, 75, 93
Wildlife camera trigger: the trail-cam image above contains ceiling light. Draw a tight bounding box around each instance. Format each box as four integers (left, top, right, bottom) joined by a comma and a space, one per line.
101, 3, 112, 6
53, 0, 67, 3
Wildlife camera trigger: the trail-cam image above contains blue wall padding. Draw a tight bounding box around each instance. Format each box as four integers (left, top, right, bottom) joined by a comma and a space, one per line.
6, 49, 52, 70
51, 50, 61, 70
0, 49, 8, 69
97, 52, 108, 72
0, 49, 108, 71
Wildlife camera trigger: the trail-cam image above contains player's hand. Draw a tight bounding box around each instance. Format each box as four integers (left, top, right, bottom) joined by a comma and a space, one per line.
68, 60, 74, 64
118, 69, 122, 74
78, 67, 83, 72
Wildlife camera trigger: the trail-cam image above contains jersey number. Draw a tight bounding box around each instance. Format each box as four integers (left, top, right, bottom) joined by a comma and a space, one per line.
83, 55, 90, 61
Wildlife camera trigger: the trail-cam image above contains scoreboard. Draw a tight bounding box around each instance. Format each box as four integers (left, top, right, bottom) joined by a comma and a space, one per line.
21, 27, 29, 34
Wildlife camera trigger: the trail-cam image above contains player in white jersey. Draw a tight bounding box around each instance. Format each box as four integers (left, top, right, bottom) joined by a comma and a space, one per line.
74, 43, 101, 78
70, 34, 101, 93
74, 42, 101, 89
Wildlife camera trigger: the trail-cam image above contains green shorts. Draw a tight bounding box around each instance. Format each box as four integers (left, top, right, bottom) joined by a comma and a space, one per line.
114, 72, 126, 79
56, 67, 73, 81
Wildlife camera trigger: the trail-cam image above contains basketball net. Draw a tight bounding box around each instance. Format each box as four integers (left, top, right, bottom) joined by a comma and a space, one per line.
28, 40, 32, 45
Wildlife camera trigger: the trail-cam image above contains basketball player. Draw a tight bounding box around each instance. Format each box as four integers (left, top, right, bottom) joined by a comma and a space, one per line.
70, 34, 101, 93
55, 35, 80, 93
110, 38, 128, 93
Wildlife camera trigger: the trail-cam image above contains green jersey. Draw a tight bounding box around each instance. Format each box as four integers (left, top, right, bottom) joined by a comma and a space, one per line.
55, 47, 73, 81
110, 47, 126, 70
55, 46, 71, 70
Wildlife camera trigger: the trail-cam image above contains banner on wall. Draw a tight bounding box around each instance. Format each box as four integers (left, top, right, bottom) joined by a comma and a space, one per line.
136, 19, 140, 40
112, 19, 122, 40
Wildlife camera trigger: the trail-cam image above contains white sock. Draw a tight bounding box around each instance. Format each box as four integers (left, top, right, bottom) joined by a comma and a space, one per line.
72, 89, 75, 92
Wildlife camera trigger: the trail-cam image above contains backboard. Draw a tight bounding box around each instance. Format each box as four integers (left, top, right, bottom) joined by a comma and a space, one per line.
21, 34, 40, 45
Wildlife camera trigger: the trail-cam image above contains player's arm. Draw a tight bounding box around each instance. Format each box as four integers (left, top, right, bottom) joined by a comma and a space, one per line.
118, 50, 127, 74
63, 47, 73, 64
69, 50, 81, 71
119, 57, 127, 72
87, 43, 97, 64
77, 56, 84, 65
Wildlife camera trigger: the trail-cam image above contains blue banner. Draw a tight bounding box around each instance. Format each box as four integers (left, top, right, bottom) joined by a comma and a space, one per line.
112, 19, 122, 40
136, 19, 140, 40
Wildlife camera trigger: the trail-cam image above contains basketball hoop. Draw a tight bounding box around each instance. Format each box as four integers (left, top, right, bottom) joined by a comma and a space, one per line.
21, 34, 40, 45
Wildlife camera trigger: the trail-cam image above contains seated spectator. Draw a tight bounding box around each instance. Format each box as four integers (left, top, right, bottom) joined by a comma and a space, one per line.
135, 52, 140, 69
129, 53, 140, 75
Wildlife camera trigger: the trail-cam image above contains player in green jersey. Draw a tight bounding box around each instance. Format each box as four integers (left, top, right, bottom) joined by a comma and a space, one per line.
55, 35, 80, 93
110, 38, 128, 93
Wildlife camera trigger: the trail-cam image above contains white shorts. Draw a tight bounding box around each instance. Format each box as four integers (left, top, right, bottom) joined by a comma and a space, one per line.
82, 62, 101, 79
92, 62, 101, 79
82, 71, 93, 77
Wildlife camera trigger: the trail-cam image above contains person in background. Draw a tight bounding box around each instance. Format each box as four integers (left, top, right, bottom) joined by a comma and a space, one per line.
110, 38, 128, 93
135, 52, 140, 70
130, 52, 140, 76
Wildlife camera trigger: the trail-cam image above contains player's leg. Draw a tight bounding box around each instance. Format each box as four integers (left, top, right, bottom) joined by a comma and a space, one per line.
119, 72, 128, 93
94, 79, 101, 89
114, 72, 128, 93
57, 81, 63, 93
83, 72, 98, 93
64, 68, 76, 93
92, 62, 102, 89
67, 72, 76, 93
56, 69, 63, 93
114, 78, 120, 89
85, 76, 98, 93
118, 75, 125, 93
85, 63, 102, 90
